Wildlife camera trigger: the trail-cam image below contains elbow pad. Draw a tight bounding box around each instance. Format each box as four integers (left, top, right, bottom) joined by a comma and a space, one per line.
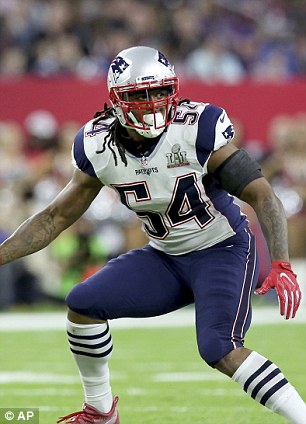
213, 149, 263, 197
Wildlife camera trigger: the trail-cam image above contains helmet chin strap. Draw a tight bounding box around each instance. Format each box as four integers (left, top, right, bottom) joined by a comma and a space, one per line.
127, 112, 165, 138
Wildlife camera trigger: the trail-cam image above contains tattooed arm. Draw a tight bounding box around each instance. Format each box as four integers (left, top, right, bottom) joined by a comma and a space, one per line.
240, 178, 302, 320
208, 142, 299, 319
0, 169, 103, 265
239, 178, 289, 262
207, 143, 289, 262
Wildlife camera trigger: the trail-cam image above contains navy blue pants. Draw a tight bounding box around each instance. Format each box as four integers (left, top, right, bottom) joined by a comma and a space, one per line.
66, 228, 259, 366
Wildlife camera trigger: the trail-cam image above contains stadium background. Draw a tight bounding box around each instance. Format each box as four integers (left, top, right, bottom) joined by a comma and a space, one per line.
0, 0, 306, 308
1, 1, 306, 423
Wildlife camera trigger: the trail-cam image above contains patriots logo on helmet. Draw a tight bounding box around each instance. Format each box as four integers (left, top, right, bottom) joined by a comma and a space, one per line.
111, 56, 130, 82
158, 51, 172, 68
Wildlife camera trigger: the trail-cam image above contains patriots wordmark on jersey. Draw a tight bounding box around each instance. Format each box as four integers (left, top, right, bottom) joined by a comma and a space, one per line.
72, 101, 245, 255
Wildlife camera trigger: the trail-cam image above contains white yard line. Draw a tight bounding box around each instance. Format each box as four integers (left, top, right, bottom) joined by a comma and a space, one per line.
0, 306, 305, 331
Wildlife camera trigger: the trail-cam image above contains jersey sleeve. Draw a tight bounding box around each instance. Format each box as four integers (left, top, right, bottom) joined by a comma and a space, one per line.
213, 107, 235, 151
71, 126, 98, 178
196, 104, 235, 166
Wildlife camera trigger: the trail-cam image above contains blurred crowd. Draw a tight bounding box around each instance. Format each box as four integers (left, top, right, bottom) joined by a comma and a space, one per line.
0, 0, 306, 308
0, 112, 148, 308
233, 115, 306, 259
0, 109, 305, 309
1, 0, 306, 82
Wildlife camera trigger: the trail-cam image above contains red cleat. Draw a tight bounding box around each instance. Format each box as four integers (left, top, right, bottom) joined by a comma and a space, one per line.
56, 397, 119, 424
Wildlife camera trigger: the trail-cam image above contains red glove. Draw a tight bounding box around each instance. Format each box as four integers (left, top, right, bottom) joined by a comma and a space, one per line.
255, 261, 302, 320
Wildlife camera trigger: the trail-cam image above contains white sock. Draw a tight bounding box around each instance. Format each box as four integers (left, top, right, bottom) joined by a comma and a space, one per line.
232, 351, 306, 423
66, 320, 114, 413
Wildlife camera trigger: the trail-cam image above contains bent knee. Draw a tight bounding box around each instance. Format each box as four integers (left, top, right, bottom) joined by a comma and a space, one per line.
198, 342, 224, 367
66, 282, 91, 311
66, 282, 107, 320
197, 329, 243, 367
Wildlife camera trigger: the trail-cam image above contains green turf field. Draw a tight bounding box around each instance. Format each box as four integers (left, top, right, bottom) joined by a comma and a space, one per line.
1, 319, 305, 423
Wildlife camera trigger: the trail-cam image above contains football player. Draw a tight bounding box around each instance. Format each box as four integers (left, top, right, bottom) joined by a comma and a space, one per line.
0, 46, 305, 423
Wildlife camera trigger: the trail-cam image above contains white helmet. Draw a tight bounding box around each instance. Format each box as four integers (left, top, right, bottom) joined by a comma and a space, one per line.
107, 46, 179, 138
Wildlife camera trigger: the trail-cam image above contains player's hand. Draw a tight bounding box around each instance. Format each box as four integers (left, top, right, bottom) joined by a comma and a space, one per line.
255, 261, 302, 320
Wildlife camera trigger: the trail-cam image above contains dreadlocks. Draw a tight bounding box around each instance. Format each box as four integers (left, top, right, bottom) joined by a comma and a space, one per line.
92, 103, 127, 166
178, 98, 190, 105
91, 99, 189, 166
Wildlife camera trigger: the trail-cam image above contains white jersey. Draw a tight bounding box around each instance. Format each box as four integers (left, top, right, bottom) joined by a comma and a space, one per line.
72, 101, 247, 255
